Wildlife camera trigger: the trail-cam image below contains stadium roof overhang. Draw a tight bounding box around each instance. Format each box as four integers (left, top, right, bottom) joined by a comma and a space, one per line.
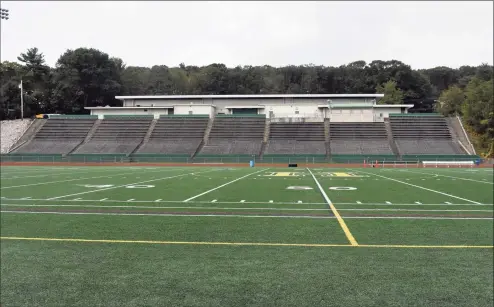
225, 105, 265, 109
115, 94, 385, 100
373, 104, 414, 108
85, 106, 174, 110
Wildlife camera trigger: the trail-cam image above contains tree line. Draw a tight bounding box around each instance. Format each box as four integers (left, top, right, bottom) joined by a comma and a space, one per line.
0, 47, 492, 156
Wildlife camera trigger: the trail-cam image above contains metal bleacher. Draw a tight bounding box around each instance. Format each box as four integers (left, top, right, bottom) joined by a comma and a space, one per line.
264, 122, 326, 155
329, 122, 393, 155
74, 117, 152, 154
13, 118, 96, 154
199, 116, 265, 155
137, 117, 209, 155
390, 114, 465, 155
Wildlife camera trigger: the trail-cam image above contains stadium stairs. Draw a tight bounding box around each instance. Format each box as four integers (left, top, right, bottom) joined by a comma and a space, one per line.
9, 118, 46, 153
384, 118, 400, 157
67, 119, 102, 156
131, 118, 159, 155
12, 117, 96, 155
445, 116, 476, 155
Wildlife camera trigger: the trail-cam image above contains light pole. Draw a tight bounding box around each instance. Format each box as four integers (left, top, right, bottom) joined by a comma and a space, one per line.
0, 8, 8, 20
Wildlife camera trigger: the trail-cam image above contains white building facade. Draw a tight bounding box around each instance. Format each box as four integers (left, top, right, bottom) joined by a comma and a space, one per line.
85, 94, 413, 122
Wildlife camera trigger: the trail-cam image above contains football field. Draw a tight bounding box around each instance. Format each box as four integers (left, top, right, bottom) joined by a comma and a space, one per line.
1, 165, 493, 306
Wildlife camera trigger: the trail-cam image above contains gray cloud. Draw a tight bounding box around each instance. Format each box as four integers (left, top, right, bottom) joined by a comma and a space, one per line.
1, 1, 492, 69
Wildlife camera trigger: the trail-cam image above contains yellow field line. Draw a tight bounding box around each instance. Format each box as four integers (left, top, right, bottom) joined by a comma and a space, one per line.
2, 237, 492, 249
306, 168, 359, 246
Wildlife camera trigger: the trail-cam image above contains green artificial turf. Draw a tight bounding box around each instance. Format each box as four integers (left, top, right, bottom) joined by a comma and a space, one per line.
1, 165, 493, 306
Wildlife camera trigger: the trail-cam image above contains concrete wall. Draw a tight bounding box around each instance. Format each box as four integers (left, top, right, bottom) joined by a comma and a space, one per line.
91, 108, 168, 118
174, 105, 214, 116
329, 109, 374, 122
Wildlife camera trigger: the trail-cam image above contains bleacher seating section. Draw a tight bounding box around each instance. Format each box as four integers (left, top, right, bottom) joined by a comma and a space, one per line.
6, 113, 477, 162
13, 118, 96, 154
329, 122, 393, 154
138, 117, 209, 155
74, 117, 152, 154
264, 122, 326, 155
390, 115, 465, 155
198, 116, 265, 155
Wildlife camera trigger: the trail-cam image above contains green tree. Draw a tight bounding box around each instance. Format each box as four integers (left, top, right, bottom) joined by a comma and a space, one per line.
437, 86, 465, 116
462, 77, 494, 157
51, 48, 123, 113
375, 80, 404, 104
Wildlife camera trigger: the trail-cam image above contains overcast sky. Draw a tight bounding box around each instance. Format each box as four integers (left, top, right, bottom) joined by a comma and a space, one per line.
1, 1, 492, 69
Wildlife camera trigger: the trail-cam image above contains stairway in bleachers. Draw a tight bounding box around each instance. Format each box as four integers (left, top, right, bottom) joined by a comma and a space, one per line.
13, 118, 96, 154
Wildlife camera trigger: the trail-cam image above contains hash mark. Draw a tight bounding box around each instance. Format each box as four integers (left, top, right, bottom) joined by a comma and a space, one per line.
269, 200, 273, 203
240, 200, 245, 203
385, 201, 392, 204
297, 200, 303, 204
415, 202, 422, 204
155, 199, 162, 202
127, 199, 135, 202
356, 201, 362, 204
100, 198, 108, 201
73, 198, 82, 201
445, 202, 452, 204
211, 199, 217, 203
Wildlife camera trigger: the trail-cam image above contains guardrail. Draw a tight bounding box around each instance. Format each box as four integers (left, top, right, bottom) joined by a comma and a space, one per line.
0, 155, 485, 165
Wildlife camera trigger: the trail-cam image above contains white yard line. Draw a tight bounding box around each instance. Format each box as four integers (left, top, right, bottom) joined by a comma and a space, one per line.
2, 197, 492, 206
0, 203, 328, 210
1, 210, 492, 220
47, 169, 218, 200
402, 169, 494, 185
0, 168, 184, 189
183, 169, 267, 202
0, 169, 114, 180
356, 170, 484, 205
2, 203, 491, 212
307, 168, 358, 246
0, 210, 332, 219
0, 167, 136, 180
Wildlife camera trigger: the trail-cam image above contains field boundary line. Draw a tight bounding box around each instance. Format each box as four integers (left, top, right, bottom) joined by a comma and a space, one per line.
307, 168, 358, 246
1, 168, 184, 190
356, 170, 483, 205
0, 166, 134, 180
2, 204, 492, 213
2, 210, 492, 220
401, 169, 494, 185
183, 168, 268, 202
47, 169, 218, 200
1, 236, 492, 249
2, 198, 492, 206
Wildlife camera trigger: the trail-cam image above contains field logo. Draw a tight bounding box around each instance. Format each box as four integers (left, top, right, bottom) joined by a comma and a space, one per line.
286, 186, 313, 190
77, 184, 114, 188
320, 172, 367, 178
328, 187, 357, 191
264, 172, 304, 177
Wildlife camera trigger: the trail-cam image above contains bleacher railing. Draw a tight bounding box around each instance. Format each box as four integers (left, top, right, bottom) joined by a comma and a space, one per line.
0, 154, 483, 165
